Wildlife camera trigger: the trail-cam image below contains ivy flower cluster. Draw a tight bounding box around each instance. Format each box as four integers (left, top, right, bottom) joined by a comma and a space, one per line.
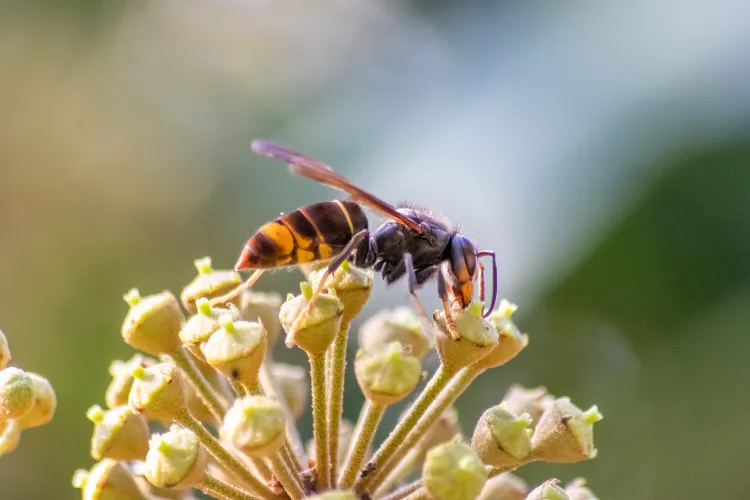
71, 257, 603, 500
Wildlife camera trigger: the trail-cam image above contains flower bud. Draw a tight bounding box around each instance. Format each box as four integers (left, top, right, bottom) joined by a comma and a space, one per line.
15, 372, 56, 429
423, 438, 488, 500
502, 385, 552, 428
359, 307, 432, 359
106, 355, 156, 409
354, 342, 421, 406
308, 492, 358, 500
0, 367, 35, 419
472, 300, 528, 371
270, 362, 308, 419
309, 260, 372, 325
531, 398, 603, 463
279, 283, 343, 353
0, 419, 21, 455
88, 405, 150, 461
564, 478, 599, 500
433, 303, 499, 374
526, 480, 569, 500
179, 299, 240, 360
220, 395, 285, 457
122, 289, 183, 356
145, 425, 207, 489
241, 290, 283, 347
181, 257, 241, 313
478, 472, 528, 500
72, 459, 147, 500
0, 329, 10, 369
471, 404, 532, 467
200, 317, 267, 386
128, 362, 186, 421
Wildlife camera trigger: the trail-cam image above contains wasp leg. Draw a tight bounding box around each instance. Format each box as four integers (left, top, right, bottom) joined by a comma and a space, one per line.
403, 253, 435, 339
287, 230, 370, 346
208, 269, 265, 307
436, 269, 460, 340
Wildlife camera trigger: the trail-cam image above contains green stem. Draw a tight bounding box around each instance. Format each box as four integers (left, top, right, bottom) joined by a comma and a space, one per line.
309, 353, 330, 490
231, 380, 248, 397
326, 319, 352, 486
268, 455, 305, 499
359, 365, 476, 494
375, 450, 418, 496
402, 487, 429, 500
177, 413, 275, 500
201, 475, 268, 500
338, 401, 385, 489
354, 364, 454, 492
170, 346, 228, 422
260, 362, 306, 470
381, 480, 424, 500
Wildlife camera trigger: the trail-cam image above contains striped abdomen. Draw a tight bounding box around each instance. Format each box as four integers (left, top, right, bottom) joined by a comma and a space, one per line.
236, 200, 368, 270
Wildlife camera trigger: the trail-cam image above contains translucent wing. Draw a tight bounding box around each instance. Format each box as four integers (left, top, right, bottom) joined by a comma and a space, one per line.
251, 139, 423, 233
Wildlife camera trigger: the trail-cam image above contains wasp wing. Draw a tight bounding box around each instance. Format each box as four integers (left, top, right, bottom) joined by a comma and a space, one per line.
251, 139, 422, 233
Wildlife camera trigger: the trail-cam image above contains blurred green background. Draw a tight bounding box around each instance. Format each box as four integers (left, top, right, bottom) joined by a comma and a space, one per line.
1, 1, 749, 498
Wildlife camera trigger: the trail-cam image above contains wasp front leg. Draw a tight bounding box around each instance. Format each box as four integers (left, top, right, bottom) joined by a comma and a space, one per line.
436, 268, 461, 341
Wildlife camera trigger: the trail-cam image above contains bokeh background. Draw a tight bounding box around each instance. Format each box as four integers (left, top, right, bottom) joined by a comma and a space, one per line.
2, 1, 749, 498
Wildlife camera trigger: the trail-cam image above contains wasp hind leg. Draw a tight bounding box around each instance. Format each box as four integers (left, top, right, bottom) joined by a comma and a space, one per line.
403, 253, 438, 341
436, 268, 461, 340
287, 230, 370, 346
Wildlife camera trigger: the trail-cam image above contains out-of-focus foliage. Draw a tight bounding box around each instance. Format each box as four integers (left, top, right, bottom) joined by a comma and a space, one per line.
1, 0, 748, 498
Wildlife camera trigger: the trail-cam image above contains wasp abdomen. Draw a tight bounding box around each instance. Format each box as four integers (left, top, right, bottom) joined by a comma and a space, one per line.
237, 200, 368, 270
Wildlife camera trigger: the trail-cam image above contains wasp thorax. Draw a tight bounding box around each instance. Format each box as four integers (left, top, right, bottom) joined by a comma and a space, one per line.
240, 290, 283, 347
531, 398, 603, 463
433, 303, 499, 373
423, 438, 488, 500
146, 425, 207, 489
279, 283, 343, 353
121, 289, 184, 356
72, 459, 147, 500
359, 307, 433, 359
181, 257, 241, 313
199, 316, 267, 386
354, 342, 422, 406
128, 362, 186, 421
471, 404, 533, 467
220, 396, 286, 457
87, 404, 150, 461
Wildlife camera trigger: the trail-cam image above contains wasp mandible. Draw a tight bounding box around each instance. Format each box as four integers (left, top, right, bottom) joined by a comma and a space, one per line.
211, 140, 498, 341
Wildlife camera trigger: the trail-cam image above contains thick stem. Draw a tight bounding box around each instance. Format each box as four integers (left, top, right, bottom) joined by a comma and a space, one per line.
309, 353, 330, 490
326, 319, 352, 486
359, 366, 476, 494
170, 346, 228, 422
381, 480, 424, 500
355, 364, 454, 492
201, 475, 268, 500
375, 450, 418, 496
177, 413, 276, 500
260, 362, 306, 470
339, 401, 385, 489
268, 455, 305, 500
402, 487, 429, 500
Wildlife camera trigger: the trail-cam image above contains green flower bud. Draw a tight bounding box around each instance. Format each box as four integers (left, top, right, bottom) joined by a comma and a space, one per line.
433, 304, 499, 374
16, 372, 56, 429
307, 491, 358, 500
478, 472, 528, 500
0, 329, 10, 370
179, 299, 240, 360
564, 478, 599, 500
502, 385, 553, 428
279, 284, 343, 353
531, 398, 603, 463
473, 301, 528, 371
0, 419, 21, 455
423, 438, 488, 500
220, 396, 286, 457
358, 307, 432, 359
72, 459, 147, 500
181, 257, 241, 313
526, 480, 569, 500
270, 362, 308, 419
309, 261, 372, 325
354, 342, 421, 406
106, 355, 156, 409
200, 317, 267, 386
0, 367, 35, 419
122, 289, 184, 356
128, 362, 186, 421
145, 425, 207, 489
240, 290, 283, 347
88, 405, 150, 461
471, 404, 532, 467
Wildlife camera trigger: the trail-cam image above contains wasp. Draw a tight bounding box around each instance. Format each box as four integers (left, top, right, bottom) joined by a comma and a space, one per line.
212, 140, 498, 340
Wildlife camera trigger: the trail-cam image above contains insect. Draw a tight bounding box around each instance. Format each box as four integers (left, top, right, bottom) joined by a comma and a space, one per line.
211, 140, 498, 341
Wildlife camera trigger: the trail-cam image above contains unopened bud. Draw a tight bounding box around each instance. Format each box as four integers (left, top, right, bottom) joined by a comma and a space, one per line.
433, 305, 499, 373
564, 478, 599, 500
200, 317, 267, 386
526, 480, 569, 500
241, 291, 283, 347
128, 362, 186, 421
354, 342, 421, 406
122, 289, 183, 356
411, 407, 462, 465
0, 329, 9, 369
471, 404, 532, 467
478, 472, 528, 500
0, 419, 21, 455
72, 459, 147, 500
271, 362, 308, 419
279, 285, 343, 353
88, 405, 150, 461
220, 396, 285, 457
531, 398, 602, 463
502, 385, 553, 428
309, 261, 372, 326
473, 301, 528, 371
106, 355, 156, 409
146, 425, 206, 489
0, 367, 35, 419
423, 438, 488, 500
181, 257, 241, 313
179, 299, 240, 360
15, 372, 56, 429
359, 307, 432, 359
